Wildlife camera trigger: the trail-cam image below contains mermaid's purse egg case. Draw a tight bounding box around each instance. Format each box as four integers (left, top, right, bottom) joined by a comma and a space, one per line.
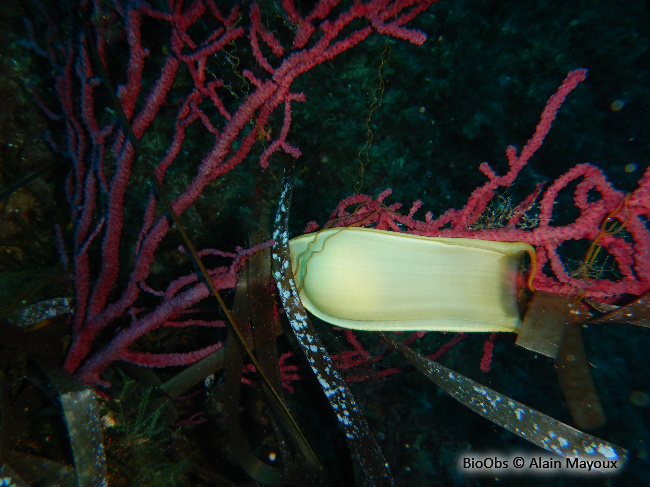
288, 227, 534, 333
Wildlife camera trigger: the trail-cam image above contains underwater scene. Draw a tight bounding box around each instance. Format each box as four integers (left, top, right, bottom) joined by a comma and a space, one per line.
0, 0, 648, 486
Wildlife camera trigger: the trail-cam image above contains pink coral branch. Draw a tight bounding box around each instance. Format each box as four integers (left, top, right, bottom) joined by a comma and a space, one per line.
31, 0, 439, 386
326, 69, 649, 301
